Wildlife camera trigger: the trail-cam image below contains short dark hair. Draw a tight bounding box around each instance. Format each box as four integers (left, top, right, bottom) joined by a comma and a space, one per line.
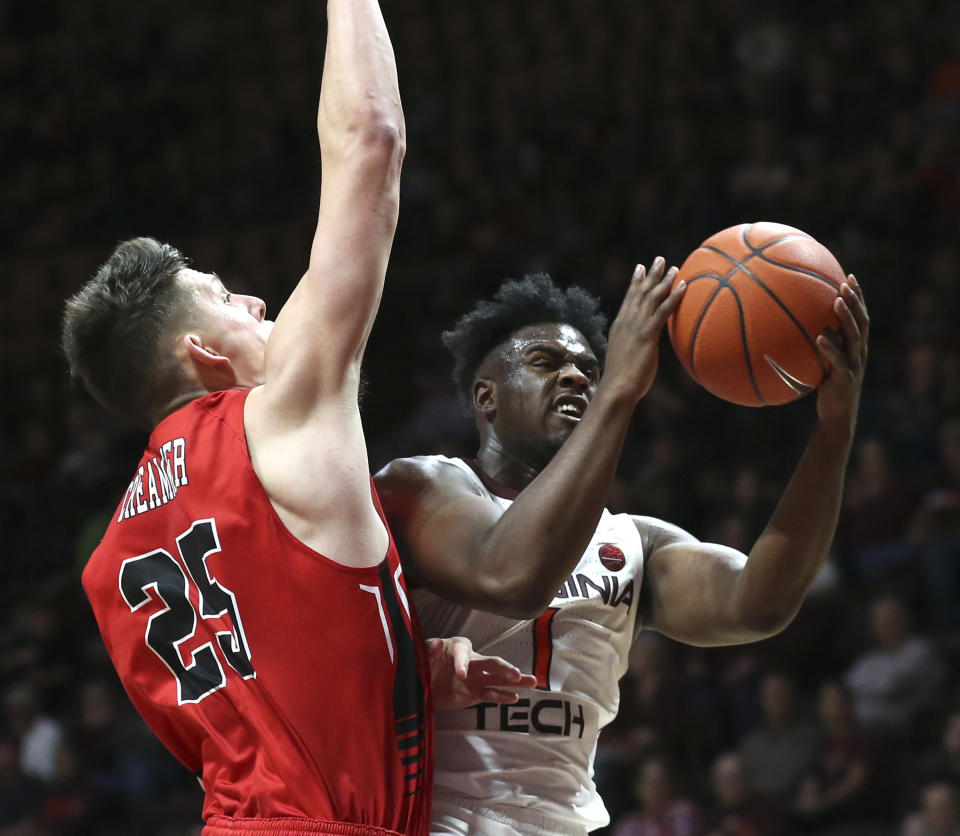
442, 273, 608, 407
61, 237, 194, 428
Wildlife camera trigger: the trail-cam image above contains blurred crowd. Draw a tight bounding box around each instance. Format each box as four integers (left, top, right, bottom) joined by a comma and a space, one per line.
2, 0, 959, 833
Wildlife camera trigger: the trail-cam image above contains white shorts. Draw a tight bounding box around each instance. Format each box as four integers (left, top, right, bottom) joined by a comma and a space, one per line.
430, 795, 589, 836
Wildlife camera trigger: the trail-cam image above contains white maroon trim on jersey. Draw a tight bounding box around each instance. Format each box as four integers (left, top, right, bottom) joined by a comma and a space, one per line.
413, 455, 646, 832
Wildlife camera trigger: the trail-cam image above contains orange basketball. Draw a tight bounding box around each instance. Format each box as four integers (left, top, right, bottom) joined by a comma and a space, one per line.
668, 222, 846, 407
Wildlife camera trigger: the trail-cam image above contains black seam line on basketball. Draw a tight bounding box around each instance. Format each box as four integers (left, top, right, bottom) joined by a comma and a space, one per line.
722, 258, 828, 377
740, 222, 811, 256
686, 279, 765, 404
753, 252, 843, 289
688, 277, 727, 380
725, 283, 765, 405
739, 225, 841, 290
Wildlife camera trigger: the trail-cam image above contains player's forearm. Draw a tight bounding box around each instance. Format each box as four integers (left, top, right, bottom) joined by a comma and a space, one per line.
734, 419, 854, 635
479, 385, 638, 615
318, 0, 404, 154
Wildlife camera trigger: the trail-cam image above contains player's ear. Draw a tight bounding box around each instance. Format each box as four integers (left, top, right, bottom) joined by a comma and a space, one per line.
182, 334, 232, 371
473, 378, 496, 419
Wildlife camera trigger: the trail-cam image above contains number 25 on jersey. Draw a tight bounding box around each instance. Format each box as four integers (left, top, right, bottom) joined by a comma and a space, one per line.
119, 518, 255, 704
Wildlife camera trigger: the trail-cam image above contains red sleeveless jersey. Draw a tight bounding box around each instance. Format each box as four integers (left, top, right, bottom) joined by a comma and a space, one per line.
82, 389, 433, 835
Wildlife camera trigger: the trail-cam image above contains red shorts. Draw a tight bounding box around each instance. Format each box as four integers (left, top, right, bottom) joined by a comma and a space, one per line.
203, 817, 405, 836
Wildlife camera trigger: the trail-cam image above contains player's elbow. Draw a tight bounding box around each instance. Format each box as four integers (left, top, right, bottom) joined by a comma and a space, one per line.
357, 109, 406, 158
475, 575, 557, 621
736, 603, 796, 640
318, 103, 406, 169
346, 104, 406, 157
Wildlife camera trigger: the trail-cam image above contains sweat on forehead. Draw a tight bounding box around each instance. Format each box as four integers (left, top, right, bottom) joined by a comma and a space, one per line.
504, 323, 595, 358
479, 322, 596, 373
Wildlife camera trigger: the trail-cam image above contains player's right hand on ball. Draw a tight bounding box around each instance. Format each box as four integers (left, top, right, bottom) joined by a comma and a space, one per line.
601, 258, 686, 404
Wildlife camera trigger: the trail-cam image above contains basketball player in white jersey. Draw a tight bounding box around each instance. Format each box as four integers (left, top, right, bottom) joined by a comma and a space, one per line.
374, 260, 869, 835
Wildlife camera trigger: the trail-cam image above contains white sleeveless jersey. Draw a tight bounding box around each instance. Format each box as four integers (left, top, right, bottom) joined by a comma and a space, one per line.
411, 456, 645, 832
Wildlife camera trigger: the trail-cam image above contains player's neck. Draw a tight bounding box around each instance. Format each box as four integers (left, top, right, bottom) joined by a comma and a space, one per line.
475, 441, 542, 492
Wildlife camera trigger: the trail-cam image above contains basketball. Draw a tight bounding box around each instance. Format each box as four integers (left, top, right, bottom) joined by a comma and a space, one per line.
667, 222, 847, 407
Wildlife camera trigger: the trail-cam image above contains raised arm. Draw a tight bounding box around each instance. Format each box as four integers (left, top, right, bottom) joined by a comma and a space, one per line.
376, 262, 685, 618
639, 277, 869, 646
262, 0, 404, 419
242, 0, 405, 568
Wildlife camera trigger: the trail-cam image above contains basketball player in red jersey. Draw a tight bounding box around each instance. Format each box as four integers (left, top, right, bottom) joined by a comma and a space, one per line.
60, 2, 534, 835
374, 263, 869, 834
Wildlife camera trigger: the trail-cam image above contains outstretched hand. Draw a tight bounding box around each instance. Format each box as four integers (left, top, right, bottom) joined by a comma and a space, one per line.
427, 637, 537, 711
602, 258, 686, 404
815, 275, 869, 433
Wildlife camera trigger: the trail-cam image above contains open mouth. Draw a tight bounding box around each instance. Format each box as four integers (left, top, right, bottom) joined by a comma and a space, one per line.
552, 397, 586, 423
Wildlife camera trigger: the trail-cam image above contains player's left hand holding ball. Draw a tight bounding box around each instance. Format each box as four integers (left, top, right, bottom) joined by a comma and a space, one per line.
814, 275, 869, 434
427, 637, 537, 710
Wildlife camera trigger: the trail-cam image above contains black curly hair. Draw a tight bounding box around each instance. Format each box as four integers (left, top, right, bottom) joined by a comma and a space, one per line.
442, 273, 608, 407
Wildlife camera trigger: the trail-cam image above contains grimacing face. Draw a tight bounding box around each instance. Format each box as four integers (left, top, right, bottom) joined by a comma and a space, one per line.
481, 322, 600, 467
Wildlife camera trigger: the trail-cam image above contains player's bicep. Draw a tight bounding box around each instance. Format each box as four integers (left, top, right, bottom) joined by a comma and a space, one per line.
263, 146, 402, 417
376, 461, 504, 603
641, 539, 749, 647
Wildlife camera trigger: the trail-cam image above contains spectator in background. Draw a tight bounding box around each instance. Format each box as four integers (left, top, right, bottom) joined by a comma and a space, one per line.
845, 595, 946, 740
4, 683, 64, 783
612, 752, 705, 836
902, 781, 960, 836
703, 751, 787, 836
739, 671, 820, 801
836, 437, 922, 584
0, 735, 44, 832
603, 633, 687, 761
906, 711, 960, 811
35, 737, 102, 835
793, 680, 880, 833
908, 418, 960, 627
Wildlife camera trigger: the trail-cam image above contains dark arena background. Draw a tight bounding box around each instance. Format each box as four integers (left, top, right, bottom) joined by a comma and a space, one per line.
3, 0, 959, 833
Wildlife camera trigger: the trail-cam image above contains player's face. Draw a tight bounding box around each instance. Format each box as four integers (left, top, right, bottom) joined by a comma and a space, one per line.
489, 322, 600, 467
179, 269, 274, 387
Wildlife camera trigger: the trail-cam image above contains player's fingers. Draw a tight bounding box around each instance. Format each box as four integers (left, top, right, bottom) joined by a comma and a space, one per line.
646, 265, 679, 302
841, 280, 869, 347
834, 294, 862, 366
619, 264, 648, 310
473, 656, 525, 680
816, 333, 843, 371
450, 637, 472, 678
633, 257, 665, 298
644, 256, 666, 289
477, 688, 521, 704
651, 275, 686, 319
426, 638, 444, 663
846, 273, 866, 306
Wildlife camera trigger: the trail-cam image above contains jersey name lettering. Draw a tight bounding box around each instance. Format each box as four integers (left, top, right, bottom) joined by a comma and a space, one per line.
473, 698, 585, 739
118, 437, 188, 522
555, 573, 634, 609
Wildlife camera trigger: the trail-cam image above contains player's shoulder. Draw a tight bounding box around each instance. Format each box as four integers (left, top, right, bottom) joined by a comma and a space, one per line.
629, 514, 699, 553
374, 455, 484, 501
